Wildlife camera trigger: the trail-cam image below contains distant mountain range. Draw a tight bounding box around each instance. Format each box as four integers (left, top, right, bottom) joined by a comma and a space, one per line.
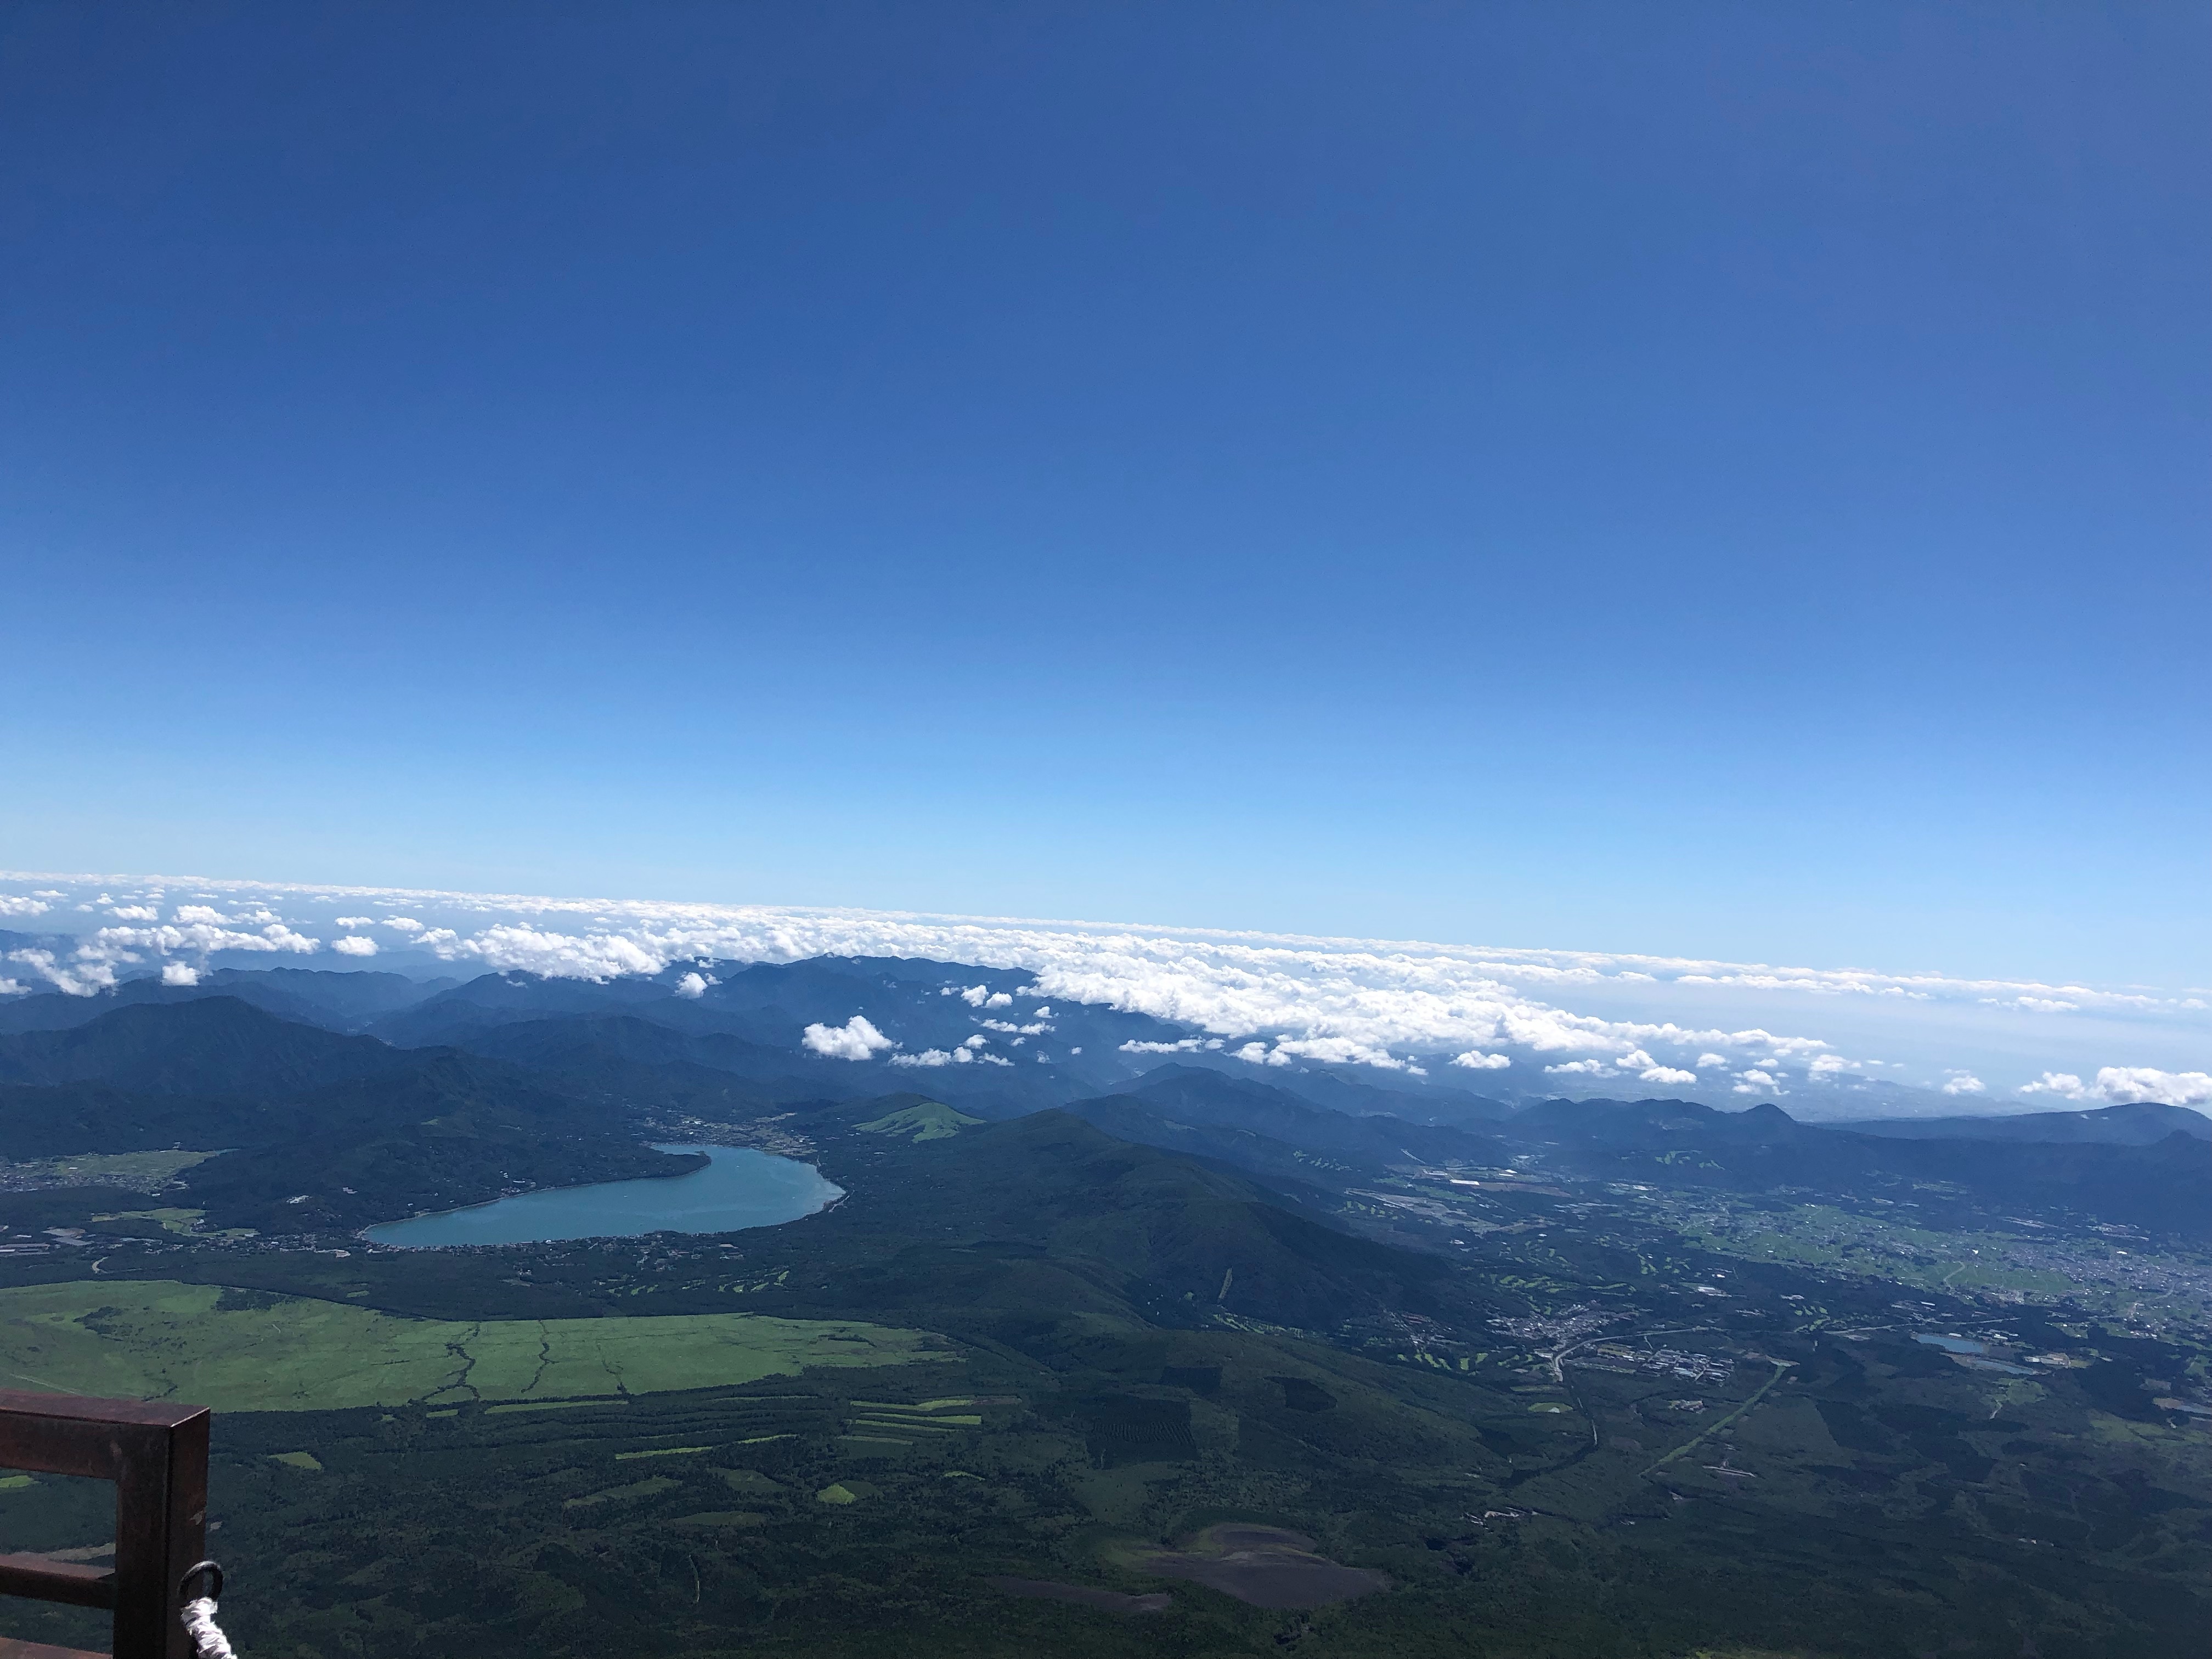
1846, 1101, 2211, 1144
1, 961, 2207, 1241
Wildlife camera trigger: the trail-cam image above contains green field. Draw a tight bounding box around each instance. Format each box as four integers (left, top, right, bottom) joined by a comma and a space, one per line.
0, 1280, 946, 1412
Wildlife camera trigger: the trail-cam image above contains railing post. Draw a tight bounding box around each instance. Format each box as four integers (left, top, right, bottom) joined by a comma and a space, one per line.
0, 1391, 212, 1659
111, 1412, 207, 1659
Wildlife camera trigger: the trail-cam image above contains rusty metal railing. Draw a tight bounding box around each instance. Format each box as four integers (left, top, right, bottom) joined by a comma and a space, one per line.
0, 1389, 211, 1659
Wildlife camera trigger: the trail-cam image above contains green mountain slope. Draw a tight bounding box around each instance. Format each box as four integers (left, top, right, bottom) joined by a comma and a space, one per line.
0, 997, 407, 1097
854, 1098, 982, 1141
759, 1110, 1464, 1337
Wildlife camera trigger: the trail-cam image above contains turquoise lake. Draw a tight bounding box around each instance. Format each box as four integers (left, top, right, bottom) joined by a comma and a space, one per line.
362, 1144, 843, 1248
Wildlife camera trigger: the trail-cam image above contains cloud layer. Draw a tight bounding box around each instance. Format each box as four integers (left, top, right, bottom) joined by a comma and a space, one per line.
2, 870, 2203, 1114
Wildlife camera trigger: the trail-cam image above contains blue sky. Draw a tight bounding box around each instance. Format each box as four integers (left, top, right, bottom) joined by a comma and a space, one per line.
2, 2, 2204, 990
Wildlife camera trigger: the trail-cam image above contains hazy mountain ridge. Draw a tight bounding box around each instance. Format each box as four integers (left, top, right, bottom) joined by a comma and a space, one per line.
5, 965, 2207, 1242
1847, 1101, 2212, 1144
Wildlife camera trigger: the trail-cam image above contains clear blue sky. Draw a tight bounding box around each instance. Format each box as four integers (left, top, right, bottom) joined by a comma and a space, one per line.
2, 2, 2204, 988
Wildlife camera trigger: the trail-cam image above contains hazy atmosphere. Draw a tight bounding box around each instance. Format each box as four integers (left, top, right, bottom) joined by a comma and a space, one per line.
2, 9, 2205, 1659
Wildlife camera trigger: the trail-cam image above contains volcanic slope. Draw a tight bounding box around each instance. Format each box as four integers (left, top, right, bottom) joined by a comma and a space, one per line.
697, 1105, 1471, 1338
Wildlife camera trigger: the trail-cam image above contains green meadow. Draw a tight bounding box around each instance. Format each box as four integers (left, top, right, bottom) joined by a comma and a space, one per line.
0, 1280, 944, 1412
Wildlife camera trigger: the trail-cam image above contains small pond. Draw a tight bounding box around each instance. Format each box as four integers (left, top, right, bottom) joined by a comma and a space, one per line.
1913, 1333, 2035, 1375
363, 1144, 842, 1248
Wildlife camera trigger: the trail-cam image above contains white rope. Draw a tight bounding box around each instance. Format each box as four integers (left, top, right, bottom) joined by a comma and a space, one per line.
182, 1594, 237, 1659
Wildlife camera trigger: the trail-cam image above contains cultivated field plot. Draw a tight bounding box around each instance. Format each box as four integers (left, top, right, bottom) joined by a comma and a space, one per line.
0, 1279, 947, 1410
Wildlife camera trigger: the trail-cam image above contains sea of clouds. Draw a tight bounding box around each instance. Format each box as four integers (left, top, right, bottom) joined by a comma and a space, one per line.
2, 872, 2205, 1118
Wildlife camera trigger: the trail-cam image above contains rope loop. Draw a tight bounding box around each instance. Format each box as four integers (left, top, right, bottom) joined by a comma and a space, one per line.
178, 1560, 236, 1659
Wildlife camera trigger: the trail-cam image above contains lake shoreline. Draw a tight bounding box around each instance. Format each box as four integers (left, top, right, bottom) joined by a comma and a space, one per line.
362, 1143, 844, 1249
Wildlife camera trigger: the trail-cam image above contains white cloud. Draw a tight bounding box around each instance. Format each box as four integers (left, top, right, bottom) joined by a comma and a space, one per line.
332, 935, 379, 957
1452, 1051, 1511, 1070
674, 971, 714, 999
172, 906, 231, 924
1748, 1035, 1836, 1059
980, 1019, 1051, 1035
2023, 1066, 2212, 1108
1545, 1059, 1616, 1077
107, 905, 159, 922
890, 1041, 1009, 1068
802, 1015, 897, 1061
7, 948, 116, 997
334, 916, 374, 928
2092, 1066, 2212, 1107
385, 917, 425, 933
1122, 1038, 1207, 1055
161, 962, 200, 987
1738, 1070, 1778, 1088
0, 978, 24, 996
1696, 1053, 1728, 1068
425, 923, 667, 980
1260, 1036, 1414, 1070
70, 922, 321, 981
1032, 1007, 1053, 1018
1940, 1071, 1985, 1096
956, 986, 1012, 1008
0, 896, 51, 918
1639, 1065, 1698, 1086
960, 1034, 988, 1049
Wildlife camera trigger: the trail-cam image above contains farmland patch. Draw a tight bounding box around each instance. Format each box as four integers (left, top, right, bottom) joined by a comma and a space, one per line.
0, 1280, 945, 1412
